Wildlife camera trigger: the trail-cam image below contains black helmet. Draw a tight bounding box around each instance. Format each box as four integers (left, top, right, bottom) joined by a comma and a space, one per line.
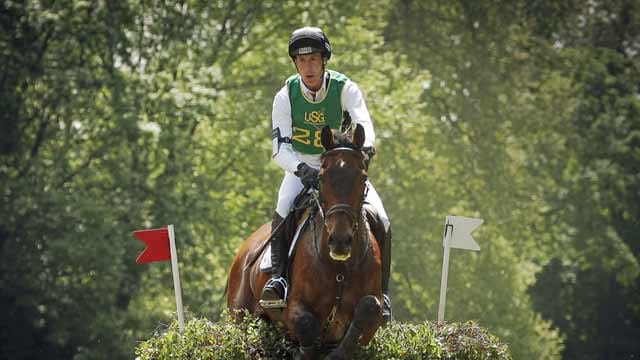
288, 27, 332, 60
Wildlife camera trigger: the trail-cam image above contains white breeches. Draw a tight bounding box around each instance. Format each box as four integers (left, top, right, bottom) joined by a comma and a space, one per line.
275, 171, 390, 230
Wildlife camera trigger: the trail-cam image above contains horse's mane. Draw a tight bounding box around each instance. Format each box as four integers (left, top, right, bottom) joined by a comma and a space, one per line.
331, 130, 359, 150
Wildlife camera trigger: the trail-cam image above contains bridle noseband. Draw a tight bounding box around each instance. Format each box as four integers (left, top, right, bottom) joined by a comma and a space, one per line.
325, 203, 358, 223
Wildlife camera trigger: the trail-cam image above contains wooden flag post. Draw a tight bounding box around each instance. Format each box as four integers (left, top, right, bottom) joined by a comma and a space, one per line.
168, 224, 185, 332
438, 216, 483, 322
438, 223, 453, 322
133, 224, 185, 332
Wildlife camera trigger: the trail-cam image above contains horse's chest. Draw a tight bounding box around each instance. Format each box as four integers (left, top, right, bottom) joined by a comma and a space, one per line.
312, 291, 365, 340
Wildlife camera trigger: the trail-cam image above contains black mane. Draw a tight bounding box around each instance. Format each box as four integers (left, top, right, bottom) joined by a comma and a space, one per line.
332, 130, 358, 150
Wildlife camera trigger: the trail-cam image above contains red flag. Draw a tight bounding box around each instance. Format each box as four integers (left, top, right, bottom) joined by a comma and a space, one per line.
133, 227, 171, 263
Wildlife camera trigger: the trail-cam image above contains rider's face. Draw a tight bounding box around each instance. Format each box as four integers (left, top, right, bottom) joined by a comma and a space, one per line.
294, 53, 325, 91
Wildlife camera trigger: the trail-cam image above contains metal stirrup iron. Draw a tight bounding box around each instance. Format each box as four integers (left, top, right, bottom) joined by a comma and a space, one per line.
259, 277, 289, 308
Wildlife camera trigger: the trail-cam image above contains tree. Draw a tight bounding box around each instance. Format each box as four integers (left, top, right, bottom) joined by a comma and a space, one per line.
526, 1, 640, 358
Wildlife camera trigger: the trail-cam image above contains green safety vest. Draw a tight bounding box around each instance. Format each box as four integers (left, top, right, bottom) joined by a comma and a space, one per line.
287, 70, 347, 154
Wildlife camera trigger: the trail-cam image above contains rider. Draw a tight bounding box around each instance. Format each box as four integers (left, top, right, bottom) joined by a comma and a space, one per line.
260, 26, 393, 321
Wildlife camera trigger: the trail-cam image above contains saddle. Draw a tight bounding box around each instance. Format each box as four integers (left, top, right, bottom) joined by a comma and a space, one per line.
248, 187, 387, 276
246, 188, 318, 273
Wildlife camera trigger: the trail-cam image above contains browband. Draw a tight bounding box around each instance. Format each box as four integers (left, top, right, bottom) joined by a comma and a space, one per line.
321, 146, 364, 158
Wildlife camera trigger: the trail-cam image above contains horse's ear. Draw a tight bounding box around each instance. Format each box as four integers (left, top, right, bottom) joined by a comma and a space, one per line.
321, 126, 335, 150
353, 124, 365, 150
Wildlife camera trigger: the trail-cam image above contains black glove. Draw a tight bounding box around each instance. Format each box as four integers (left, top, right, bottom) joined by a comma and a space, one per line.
295, 163, 319, 189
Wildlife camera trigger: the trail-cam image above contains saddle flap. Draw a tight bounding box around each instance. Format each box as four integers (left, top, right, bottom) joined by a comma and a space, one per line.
259, 208, 313, 272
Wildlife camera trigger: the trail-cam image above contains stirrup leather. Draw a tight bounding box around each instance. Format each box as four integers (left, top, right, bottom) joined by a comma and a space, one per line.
259, 277, 289, 308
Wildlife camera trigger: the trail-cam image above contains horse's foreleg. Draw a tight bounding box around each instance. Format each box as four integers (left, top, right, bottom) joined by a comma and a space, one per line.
291, 308, 321, 360
325, 295, 381, 360
357, 295, 384, 345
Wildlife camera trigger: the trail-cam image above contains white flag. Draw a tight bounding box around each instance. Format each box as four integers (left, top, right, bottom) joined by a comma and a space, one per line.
444, 215, 483, 251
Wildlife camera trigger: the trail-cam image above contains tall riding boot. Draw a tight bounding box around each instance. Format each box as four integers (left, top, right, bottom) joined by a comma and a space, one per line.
380, 227, 393, 323
259, 213, 289, 308
365, 207, 394, 323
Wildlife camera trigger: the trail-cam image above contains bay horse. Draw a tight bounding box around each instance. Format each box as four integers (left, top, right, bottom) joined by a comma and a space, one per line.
226, 124, 383, 359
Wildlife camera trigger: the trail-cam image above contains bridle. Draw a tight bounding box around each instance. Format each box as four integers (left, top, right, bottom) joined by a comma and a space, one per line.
318, 147, 369, 233
313, 146, 371, 339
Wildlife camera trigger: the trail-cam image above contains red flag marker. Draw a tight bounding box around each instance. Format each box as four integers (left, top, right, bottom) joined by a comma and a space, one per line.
133, 227, 171, 263
132, 225, 184, 332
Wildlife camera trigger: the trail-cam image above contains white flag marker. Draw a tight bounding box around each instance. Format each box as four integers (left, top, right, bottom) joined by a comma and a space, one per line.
168, 224, 185, 332
438, 215, 483, 322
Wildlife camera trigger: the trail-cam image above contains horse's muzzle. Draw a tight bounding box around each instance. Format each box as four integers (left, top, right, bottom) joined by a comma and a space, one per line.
329, 248, 351, 261
329, 234, 352, 261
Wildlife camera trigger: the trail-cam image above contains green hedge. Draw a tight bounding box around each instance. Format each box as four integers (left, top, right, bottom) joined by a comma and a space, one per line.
135, 312, 511, 360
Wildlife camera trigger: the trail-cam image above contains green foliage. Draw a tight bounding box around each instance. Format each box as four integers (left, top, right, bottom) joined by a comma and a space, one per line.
135, 313, 510, 360
2, 0, 638, 359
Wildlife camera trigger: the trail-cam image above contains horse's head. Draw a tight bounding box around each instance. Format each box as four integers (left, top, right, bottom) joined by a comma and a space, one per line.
319, 124, 368, 262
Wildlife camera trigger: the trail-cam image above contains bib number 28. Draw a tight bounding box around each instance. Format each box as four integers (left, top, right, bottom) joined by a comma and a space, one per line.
292, 127, 322, 149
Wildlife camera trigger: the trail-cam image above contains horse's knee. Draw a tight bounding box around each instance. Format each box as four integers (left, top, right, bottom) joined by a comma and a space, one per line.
329, 297, 381, 359
294, 312, 321, 347
353, 295, 381, 330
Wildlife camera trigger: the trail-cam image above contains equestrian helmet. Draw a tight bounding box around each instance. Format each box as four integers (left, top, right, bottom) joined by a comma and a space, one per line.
288, 27, 332, 60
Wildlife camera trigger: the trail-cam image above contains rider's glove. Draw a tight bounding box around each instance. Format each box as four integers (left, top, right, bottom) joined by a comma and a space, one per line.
295, 163, 320, 189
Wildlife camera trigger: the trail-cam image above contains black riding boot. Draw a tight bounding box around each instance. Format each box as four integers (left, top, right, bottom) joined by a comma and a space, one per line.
380, 227, 393, 323
259, 212, 289, 308
364, 204, 393, 324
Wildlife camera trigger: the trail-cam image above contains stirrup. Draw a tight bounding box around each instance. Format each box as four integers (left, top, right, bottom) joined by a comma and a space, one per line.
259, 277, 288, 309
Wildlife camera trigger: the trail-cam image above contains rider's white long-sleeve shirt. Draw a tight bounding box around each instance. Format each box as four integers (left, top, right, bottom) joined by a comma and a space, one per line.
272, 70, 375, 173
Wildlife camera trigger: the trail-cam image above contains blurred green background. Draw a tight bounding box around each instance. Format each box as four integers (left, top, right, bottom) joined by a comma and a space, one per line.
1, 1, 639, 359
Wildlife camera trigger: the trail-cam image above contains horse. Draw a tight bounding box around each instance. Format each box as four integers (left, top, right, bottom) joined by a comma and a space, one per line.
226, 124, 383, 359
